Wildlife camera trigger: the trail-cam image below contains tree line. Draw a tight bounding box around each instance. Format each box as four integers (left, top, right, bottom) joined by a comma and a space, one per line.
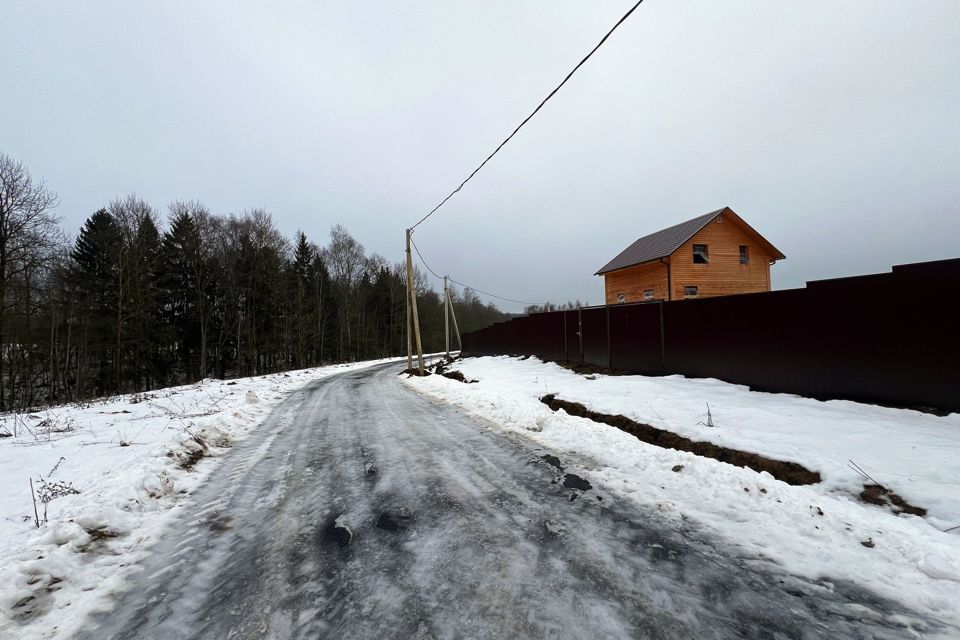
523, 301, 588, 315
0, 152, 506, 412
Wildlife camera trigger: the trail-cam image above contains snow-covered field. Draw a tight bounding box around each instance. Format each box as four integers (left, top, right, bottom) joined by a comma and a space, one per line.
404, 355, 960, 627
0, 358, 399, 640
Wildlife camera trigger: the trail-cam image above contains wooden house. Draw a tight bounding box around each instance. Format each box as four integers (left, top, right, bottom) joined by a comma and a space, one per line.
595, 207, 785, 304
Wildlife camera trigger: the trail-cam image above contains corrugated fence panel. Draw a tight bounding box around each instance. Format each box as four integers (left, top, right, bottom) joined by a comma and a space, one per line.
580, 308, 609, 368
608, 303, 663, 373
564, 310, 580, 362
892, 263, 957, 409
524, 312, 566, 362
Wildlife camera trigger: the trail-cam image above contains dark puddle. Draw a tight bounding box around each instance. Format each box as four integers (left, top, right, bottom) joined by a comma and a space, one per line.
541, 454, 563, 470
562, 473, 592, 491
323, 516, 353, 548
375, 511, 414, 532
541, 394, 821, 486
539, 454, 593, 499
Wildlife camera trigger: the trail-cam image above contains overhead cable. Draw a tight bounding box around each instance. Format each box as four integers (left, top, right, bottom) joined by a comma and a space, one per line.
409, 235, 546, 307
410, 0, 646, 230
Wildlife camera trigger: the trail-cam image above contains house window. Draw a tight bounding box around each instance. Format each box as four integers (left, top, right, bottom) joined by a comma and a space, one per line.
643, 289, 654, 300
617, 293, 626, 304
693, 244, 709, 264
739, 245, 749, 264
683, 285, 699, 298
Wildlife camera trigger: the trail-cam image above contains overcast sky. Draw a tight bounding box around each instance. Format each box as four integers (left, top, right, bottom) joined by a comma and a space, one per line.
2, 1, 958, 311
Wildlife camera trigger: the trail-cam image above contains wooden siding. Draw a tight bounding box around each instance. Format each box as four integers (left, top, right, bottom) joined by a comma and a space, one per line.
668, 214, 774, 299
602, 213, 777, 303
604, 260, 669, 304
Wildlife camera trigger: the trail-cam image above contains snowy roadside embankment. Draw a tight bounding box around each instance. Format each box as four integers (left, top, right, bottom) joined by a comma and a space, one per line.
403, 355, 960, 627
0, 358, 397, 639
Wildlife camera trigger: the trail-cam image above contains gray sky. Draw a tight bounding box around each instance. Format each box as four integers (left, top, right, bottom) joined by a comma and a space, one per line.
3, 1, 958, 312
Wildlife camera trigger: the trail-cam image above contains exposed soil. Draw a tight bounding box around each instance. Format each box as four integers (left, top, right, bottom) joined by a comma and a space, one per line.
859, 484, 927, 517
401, 367, 431, 377
540, 394, 821, 486
443, 370, 476, 383
554, 361, 631, 377
432, 359, 477, 383
178, 447, 205, 471
78, 526, 124, 555
85, 526, 122, 542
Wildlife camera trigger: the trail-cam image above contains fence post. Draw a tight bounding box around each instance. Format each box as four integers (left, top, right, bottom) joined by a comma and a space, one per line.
659, 301, 666, 372
563, 311, 568, 362
606, 305, 612, 369
578, 308, 583, 363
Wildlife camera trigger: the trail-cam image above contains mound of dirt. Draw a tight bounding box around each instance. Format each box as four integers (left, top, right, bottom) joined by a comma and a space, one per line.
432, 359, 476, 383
860, 484, 926, 517
540, 394, 821, 486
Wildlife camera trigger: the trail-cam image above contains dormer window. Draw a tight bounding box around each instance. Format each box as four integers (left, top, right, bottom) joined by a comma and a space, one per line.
693, 244, 709, 264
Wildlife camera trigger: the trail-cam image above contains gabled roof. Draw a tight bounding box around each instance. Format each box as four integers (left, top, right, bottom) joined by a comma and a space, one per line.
595, 207, 785, 275
595, 208, 722, 275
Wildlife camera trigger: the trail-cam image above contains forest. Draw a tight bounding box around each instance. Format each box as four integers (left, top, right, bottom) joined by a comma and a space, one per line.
0, 152, 507, 412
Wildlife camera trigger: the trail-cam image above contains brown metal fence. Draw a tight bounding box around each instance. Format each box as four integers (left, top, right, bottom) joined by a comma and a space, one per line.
461, 258, 960, 413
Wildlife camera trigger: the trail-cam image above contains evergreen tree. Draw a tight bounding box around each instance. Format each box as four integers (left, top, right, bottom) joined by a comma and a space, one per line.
70, 208, 122, 396
162, 206, 213, 380
123, 213, 164, 389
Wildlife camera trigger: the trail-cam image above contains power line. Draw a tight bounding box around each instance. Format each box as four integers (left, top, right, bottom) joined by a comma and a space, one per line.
448, 277, 546, 307
409, 235, 546, 307
410, 0, 645, 230
409, 235, 443, 280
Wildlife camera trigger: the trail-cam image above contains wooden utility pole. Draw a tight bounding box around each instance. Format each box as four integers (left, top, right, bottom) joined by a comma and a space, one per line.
405, 229, 425, 373
406, 274, 413, 371
449, 292, 462, 352
444, 276, 450, 358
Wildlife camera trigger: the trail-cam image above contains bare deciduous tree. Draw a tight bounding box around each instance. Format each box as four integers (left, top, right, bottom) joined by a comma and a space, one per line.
0, 153, 63, 410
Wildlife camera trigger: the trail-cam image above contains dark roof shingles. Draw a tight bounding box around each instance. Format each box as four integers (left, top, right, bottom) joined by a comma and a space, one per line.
595, 208, 724, 275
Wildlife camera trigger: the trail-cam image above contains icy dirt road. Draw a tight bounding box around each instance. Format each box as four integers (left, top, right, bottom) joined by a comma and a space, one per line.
77, 363, 946, 639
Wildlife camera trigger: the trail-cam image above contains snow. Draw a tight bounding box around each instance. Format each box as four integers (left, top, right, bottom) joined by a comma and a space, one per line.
919, 554, 960, 583
0, 358, 401, 640
403, 355, 960, 626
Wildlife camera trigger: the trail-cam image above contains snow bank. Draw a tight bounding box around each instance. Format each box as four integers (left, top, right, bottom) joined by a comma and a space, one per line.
0, 358, 398, 639
404, 355, 960, 627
